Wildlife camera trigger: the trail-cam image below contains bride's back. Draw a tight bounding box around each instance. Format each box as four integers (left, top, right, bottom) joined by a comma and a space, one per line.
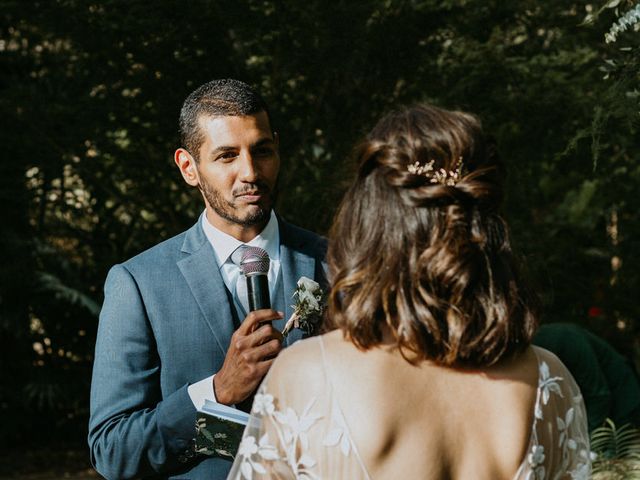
319, 330, 538, 480
234, 327, 588, 480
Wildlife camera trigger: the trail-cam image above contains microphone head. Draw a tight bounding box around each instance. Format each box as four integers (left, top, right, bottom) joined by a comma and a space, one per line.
240, 247, 270, 276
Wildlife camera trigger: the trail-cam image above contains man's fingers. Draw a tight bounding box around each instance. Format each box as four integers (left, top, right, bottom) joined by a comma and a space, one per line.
250, 323, 284, 345
230, 325, 282, 359
256, 358, 275, 377
270, 327, 284, 344
237, 309, 284, 334
239, 335, 282, 363
251, 338, 282, 362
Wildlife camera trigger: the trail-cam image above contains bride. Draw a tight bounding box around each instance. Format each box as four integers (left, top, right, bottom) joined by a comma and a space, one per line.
228, 104, 590, 479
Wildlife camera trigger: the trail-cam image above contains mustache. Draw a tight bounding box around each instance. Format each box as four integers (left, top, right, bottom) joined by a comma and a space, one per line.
233, 182, 271, 197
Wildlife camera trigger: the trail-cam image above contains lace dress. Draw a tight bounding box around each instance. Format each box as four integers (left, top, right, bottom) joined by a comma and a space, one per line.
228, 338, 590, 480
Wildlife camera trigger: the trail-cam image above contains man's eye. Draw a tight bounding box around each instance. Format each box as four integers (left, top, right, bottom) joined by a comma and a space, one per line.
254, 147, 274, 157
217, 152, 237, 161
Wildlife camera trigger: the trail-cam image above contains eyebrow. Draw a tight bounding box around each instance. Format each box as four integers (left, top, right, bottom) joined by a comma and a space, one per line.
251, 138, 276, 149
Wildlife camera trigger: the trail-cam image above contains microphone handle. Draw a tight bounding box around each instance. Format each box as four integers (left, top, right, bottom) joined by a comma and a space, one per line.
246, 273, 270, 311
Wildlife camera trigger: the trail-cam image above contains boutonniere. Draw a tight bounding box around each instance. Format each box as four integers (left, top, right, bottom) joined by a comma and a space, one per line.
282, 276, 326, 337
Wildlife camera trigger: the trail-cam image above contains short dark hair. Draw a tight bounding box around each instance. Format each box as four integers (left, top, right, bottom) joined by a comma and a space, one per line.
179, 79, 272, 160
326, 104, 539, 367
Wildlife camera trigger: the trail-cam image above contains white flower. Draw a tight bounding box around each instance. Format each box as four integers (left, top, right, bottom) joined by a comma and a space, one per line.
528, 445, 545, 466
570, 465, 590, 480
526, 445, 547, 480
237, 434, 280, 480
534, 466, 546, 480
296, 277, 321, 312
297, 276, 320, 292
298, 288, 320, 311
539, 361, 564, 404
568, 449, 594, 479
257, 433, 280, 461
557, 407, 575, 447
274, 399, 322, 450
298, 453, 316, 468
240, 460, 254, 480
296, 277, 322, 312
323, 398, 352, 456
252, 393, 275, 416
238, 436, 259, 458
282, 276, 326, 336
323, 426, 351, 456
525, 464, 546, 480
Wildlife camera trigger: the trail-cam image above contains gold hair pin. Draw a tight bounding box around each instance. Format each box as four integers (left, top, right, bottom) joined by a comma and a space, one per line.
407, 157, 464, 186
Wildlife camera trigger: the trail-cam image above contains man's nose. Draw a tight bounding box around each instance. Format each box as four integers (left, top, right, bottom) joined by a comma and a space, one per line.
237, 152, 259, 182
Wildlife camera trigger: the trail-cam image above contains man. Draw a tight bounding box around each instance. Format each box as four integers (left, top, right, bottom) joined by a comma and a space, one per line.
88, 79, 327, 479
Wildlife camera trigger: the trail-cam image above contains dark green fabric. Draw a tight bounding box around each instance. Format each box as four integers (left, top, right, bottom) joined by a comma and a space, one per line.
533, 323, 640, 431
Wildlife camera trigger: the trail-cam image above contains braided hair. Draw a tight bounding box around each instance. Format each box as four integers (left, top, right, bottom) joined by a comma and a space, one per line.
326, 104, 539, 367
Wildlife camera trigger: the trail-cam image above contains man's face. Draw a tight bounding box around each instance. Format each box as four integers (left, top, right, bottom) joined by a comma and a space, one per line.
194, 111, 279, 232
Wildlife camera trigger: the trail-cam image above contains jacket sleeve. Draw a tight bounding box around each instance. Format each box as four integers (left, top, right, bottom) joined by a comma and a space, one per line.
88, 264, 198, 479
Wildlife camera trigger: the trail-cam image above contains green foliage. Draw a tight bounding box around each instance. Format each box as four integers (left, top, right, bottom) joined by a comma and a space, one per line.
604, 2, 640, 43
592, 419, 640, 478
36, 272, 100, 317
1, 0, 639, 449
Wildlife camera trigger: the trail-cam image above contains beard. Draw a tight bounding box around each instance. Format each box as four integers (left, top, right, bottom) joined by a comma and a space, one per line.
198, 176, 274, 227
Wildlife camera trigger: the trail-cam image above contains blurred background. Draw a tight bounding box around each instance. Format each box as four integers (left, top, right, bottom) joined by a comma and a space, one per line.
1, 0, 639, 477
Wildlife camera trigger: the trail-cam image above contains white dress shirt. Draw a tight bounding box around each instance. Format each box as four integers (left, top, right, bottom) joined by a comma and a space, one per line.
187, 210, 280, 408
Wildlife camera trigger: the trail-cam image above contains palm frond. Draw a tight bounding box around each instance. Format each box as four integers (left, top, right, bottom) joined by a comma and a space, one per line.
591, 419, 640, 478
35, 271, 100, 317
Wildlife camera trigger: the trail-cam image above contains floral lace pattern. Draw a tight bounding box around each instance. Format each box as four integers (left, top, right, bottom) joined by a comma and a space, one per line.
233, 391, 365, 480
520, 354, 591, 480
322, 396, 354, 457
229, 344, 590, 480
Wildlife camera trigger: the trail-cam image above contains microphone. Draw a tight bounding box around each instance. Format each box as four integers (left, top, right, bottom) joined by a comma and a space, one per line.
239, 247, 271, 311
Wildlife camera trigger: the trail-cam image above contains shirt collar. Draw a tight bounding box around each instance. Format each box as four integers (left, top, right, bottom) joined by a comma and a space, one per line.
201, 210, 280, 268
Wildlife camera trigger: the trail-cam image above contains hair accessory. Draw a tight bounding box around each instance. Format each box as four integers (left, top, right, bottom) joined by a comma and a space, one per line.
407, 157, 464, 186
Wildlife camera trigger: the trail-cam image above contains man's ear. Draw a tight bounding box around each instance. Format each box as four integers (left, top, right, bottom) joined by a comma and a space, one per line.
174, 148, 199, 187
273, 131, 279, 149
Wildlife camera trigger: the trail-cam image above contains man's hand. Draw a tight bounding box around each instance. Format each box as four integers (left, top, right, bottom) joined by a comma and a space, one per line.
213, 309, 284, 405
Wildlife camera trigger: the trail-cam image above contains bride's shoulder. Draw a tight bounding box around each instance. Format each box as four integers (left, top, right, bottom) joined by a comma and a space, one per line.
267, 330, 351, 386
529, 345, 578, 383
530, 344, 562, 364
268, 333, 326, 383
276, 336, 320, 364
278, 330, 346, 360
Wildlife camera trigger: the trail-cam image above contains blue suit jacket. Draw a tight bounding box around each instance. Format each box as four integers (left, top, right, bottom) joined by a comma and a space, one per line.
89, 217, 327, 479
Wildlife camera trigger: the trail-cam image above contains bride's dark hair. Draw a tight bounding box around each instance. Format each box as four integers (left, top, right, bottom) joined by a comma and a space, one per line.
326, 104, 539, 366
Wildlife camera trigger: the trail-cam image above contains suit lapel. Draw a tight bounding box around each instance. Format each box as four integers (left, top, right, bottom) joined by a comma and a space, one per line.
177, 220, 234, 355
280, 222, 316, 346
176, 216, 319, 353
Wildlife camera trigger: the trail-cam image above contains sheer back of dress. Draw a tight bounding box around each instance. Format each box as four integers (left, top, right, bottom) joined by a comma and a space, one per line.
228, 332, 590, 480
